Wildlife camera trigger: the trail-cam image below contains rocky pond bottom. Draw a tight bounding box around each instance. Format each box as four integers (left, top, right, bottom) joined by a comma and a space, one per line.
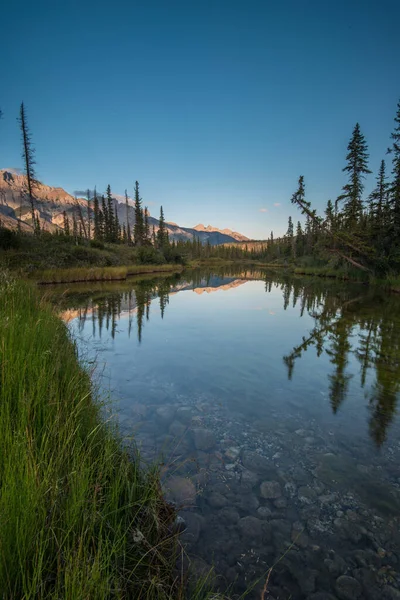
121, 383, 400, 600
63, 271, 400, 600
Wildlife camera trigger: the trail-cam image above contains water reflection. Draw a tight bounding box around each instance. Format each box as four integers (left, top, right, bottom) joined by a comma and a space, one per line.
53, 269, 400, 599
282, 284, 400, 447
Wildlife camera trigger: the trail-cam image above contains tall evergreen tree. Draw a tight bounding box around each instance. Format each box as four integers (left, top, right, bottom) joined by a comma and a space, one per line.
368, 160, 389, 227
101, 195, 108, 239
133, 181, 144, 245
72, 211, 78, 240
125, 190, 131, 244
338, 123, 371, 227
86, 189, 92, 239
63, 211, 70, 236
286, 216, 295, 258
18, 102, 38, 232
106, 185, 114, 242
93, 188, 101, 240
157, 206, 166, 248
295, 221, 304, 256
325, 200, 335, 231
387, 100, 400, 235
144, 207, 150, 245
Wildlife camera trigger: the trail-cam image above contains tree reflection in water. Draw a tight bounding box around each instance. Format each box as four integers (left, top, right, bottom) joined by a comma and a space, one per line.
55, 270, 400, 448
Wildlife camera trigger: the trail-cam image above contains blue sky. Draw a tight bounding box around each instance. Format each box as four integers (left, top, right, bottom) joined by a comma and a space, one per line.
1, 0, 399, 238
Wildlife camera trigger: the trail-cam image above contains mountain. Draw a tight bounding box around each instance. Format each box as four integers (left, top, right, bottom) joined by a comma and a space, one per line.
193, 223, 249, 241
0, 169, 249, 245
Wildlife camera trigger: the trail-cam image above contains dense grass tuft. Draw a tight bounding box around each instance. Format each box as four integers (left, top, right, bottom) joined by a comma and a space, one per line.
32, 264, 182, 284
0, 273, 186, 599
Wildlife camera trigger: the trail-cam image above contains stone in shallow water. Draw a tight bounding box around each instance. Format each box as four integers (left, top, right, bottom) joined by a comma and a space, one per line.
298, 485, 317, 504
176, 406, 194, 424
382, 586, 400, 600
241, 451, 273, 475
324, 554, 347, 577
156, 405, 176, 425
218, 506, 240, 524
260, 481, 282, 499
192, 428, 216, 451
274, 496, 287, 509
241, 469, 260, 486
235, 493, 260, 512
207, 492, 228, 508
225, 446, 240, 460
257, 506, 272, 519
291, 521, 309, 548
237, 516, 263, 540
179, 511, 204, 544
169, 420, 187, 438
335, 575, 362, 600
163, 476, 196, 506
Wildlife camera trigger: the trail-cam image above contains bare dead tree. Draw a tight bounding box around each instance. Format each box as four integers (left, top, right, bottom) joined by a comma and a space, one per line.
18, 103, 39, 232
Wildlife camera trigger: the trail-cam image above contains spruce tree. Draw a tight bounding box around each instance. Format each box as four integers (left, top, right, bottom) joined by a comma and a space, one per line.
133, 181, 144, 245
125, 190, 131, 244
106, 185, 114, 242
387, 100, 400, 235
368, 160, 389, 227
325, 200, 335, 231
63, 211, 70, 236
93, 189, 101, 240
144, 207, 150, 245
18, 102, 38, 232
86, 189, 92, 239
101, 195, 108, 239
338, 123, 371, 227
157, 206, 166, 248
295, 221, 304, 256
72, 211, 78, 240
286, 216, 294, 258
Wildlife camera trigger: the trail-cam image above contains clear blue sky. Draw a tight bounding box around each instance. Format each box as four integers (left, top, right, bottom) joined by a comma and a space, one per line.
1, 0, 399, 238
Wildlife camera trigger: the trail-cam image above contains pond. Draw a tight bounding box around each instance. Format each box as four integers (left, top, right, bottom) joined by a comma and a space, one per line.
53, 268, 400, 599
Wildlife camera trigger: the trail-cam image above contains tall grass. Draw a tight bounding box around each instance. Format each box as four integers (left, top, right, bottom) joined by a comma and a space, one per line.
33, 264, 182, 284
0, 274, 186, 599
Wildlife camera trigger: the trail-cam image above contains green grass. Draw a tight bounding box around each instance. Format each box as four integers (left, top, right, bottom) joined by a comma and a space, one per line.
293, 265, 370, 281
32, 264, 182, 284
0, 273, 222, 599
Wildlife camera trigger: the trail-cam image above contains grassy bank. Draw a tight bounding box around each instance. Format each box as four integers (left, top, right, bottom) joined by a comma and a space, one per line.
0, 274, 193, 599
33, 264, 182, 284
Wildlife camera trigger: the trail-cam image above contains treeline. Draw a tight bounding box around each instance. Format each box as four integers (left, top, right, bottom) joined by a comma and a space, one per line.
4, 99, 400, 274
283, 100, 400, 275
62, 182, 169, 251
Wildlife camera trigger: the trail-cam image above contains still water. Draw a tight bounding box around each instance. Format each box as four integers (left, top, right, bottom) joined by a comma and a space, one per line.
55, 269, 400, 599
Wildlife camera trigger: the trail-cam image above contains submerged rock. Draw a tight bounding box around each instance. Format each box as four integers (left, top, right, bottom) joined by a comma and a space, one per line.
241, 468, 260, 487
237, 516, 263, 540
335, 575, 362, 600
169, 420, 187, 438
208, 492, 228, 508
156, 405, 176, 425
163, 476, 196, 506
241, 451, 273, 475
260, 481, 282, 499
225, 446, 240, 460
257, 506, 272, 519
192, 428, 216, 451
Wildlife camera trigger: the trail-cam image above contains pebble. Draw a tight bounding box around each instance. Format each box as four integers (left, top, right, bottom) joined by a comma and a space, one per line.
260, 480, 282, 499
335, 575, 362, 600
192, 428, 216, 451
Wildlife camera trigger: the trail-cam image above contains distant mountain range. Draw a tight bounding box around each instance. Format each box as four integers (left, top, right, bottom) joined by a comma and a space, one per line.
0, 169, 249, 245
193, 223, 249, 241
